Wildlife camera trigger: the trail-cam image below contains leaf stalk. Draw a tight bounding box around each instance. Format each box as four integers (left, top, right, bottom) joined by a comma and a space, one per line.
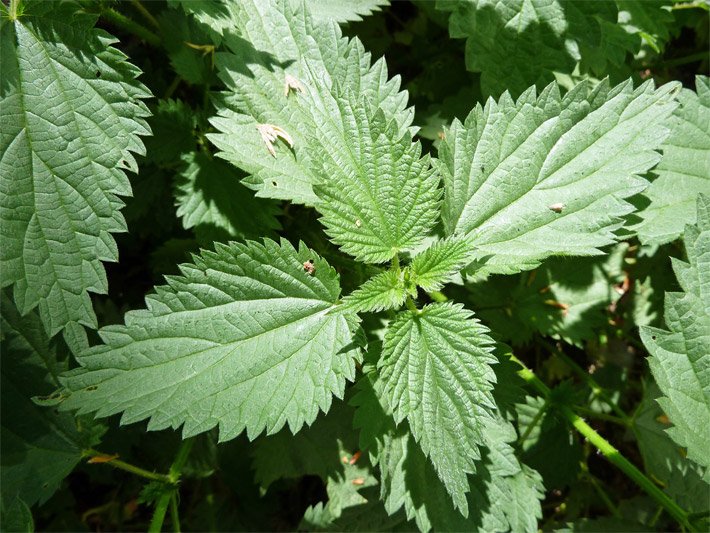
82, 449, 172, 484
100, 7, 160, 46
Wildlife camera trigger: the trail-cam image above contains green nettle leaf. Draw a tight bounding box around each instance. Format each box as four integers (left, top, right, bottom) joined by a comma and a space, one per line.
633, 381, 709, 514
635, 76, 710, 246
641, 195, 710, 472
207, 0, 413, 205
175, 152, 281, 241
299, 450, 377, 530
158, 8, 215, 86
60, 239, 362, 441
437, 78, 680, 277
1, 293, 89, 506
292, 0, 390, 24
143, 99, 196, 166
0, 495, 34, 533
0, 1, 151, 336
410, 236, 473, 292
354, 375, 543, 533
378, 302, 497, 514
616, 0, 677, 53
342, 270, 413, 314
313, 96, 441, 263
439, 0, 635, 98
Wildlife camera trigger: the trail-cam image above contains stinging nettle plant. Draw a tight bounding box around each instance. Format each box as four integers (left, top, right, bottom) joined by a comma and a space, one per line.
1, 0, 709, 531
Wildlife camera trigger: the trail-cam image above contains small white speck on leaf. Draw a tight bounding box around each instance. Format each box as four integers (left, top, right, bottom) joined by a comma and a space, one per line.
548, 203, 565, 213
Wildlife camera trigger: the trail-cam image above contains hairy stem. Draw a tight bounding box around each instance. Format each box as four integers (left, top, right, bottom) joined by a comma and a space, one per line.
149, 438, 194, 533
100, 7, 161, 46
509, 355, 695, 532
169, 493, 181, 533
83, 449, 171, 483
130, 0, 160, 30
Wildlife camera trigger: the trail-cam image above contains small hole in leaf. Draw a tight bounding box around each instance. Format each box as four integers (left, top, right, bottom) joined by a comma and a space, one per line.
272, 181, 278, 187
86, 385, 98, 392
96, 71, 101, 78
651, 335, 657, 340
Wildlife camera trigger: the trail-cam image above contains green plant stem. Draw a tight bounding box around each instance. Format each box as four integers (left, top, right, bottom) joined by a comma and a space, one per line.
149, 438, 194, 533
83, 449, 171, 483
149, 492, 172, 533
509, 354, 695, 532
574, 405, 628, 427
130, 0, 160, 30
8, 0, 20, 19
542, 339, 630, 424
100, 7, 160, 46
169, 493, 181, 533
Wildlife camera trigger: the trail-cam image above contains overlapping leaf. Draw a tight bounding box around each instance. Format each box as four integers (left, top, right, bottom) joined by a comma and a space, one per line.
352, 375, 543, 532
439, 0, 636, 98
467, 246, 627, 346
641, 195, 710, 471
175, 152, 281, 241
378, 302, 497, 513
0, 293, 96, 506
0, 1, 151, 336
208, 0, 413, 205
342, 270, 412, 313
409, 236, 472, 292
312, 95, 440, 263
437, 78, 679, 277
60, 239, 361, 441
635, 76, 710, 245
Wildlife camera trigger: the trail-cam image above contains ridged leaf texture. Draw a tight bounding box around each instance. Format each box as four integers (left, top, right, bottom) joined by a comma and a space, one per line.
640, 195, 710, 472
437, 78, 680, 277
313, 95, 440, 263
635, 76, 710, 245
207, 0, 413, 205
410, 236, 473, 292
352, 375, 543, 532
60, 239, 361, 441
342, 270, 412, 313
378, 302, 497, 514
0, 1, 151, 336
292, 0, 390, 23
